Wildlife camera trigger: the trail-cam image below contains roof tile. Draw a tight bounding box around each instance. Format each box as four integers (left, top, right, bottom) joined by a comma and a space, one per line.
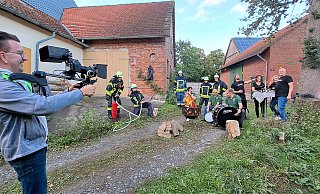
221, 16, 308, 69
61, 1, 175, 39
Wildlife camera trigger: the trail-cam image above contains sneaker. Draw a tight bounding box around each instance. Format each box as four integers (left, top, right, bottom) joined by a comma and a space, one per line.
186, 118, 190, 121
275, 116, 281, 121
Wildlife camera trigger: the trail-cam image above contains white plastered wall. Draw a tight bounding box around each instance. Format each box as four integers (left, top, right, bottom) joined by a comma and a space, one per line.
0, 10, 83, 75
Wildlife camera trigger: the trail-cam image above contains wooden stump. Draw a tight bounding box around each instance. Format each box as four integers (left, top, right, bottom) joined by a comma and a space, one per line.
157, 121, 183, 138
226, 120, 240, 140
279, 132, 285, 143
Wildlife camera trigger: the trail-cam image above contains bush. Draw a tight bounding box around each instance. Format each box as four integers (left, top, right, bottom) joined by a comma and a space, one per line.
49, 109, 112, 149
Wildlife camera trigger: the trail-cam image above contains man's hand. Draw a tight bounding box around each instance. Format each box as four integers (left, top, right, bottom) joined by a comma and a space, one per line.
234, 109, 241, 116
206, 108, 210, 112
68, 83, 81, 91
287, 95, 292, 100
80, 85, 95, 97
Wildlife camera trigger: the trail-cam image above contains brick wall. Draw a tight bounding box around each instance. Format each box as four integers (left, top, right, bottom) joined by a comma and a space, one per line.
87, 38, 171, 96
269, 21, 306, 95
220, 67, 230, 86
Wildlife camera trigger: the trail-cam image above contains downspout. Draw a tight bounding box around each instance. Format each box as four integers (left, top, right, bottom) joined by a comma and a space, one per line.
256, 53, 268, 88
257, 53, 268, 116
35, 32, 56, 71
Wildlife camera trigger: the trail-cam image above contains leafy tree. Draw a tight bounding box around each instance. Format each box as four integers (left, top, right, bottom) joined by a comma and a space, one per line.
175, 40, 225, 82
205, 49, 225, 80
240, 0, 309, 36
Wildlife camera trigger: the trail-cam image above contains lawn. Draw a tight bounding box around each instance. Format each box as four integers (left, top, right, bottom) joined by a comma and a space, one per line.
137, 100, 320, 194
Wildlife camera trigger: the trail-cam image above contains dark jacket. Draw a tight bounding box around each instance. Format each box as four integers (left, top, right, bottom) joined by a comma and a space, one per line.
130, 90, 144, 107
106, 76, 124, 96
212, 80, 228, 95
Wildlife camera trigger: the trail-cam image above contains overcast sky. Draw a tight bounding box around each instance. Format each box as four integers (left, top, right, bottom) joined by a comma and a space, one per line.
74, 0, 306, 54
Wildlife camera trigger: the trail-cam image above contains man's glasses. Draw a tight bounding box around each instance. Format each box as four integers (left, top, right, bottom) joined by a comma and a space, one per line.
3, 51, 26, 59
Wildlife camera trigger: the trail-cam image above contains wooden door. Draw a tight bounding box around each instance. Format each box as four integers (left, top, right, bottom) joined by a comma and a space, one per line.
83, 49, 129, 96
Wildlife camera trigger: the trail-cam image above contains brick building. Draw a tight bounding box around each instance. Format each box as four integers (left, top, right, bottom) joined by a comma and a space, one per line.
220, 17, 307, 96
62, 1, 175, 96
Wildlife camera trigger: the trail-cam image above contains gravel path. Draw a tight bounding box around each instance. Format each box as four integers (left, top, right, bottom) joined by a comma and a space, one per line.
0, 117, 183, 188
0, 101, 225, 193
59, 128, 224, 193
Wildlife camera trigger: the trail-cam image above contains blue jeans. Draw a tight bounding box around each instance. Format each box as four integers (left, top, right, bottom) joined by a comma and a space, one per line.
9, 148, 47, 194
270, 97, 279, 116
277, 96, 287, 122
203, 105, 213, 117
176, 91, 185, 106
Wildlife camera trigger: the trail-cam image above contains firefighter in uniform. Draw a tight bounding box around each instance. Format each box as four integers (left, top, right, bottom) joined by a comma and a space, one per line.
199, 76, 213, 108
174, 70, 187, 107
106, 71, 124, 119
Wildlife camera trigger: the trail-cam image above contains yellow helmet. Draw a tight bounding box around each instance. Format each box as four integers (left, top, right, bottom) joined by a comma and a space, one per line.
116, 71, 123, 78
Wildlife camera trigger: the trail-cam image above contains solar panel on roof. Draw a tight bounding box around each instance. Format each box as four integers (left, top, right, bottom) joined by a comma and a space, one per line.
22, 0, 77, 20
233, 37, 262, 53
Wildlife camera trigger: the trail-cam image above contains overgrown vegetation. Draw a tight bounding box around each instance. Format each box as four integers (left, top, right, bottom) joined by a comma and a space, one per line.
138, 102, 320, 193
137, 69, 165, 95
48, 109, 112, 151
303, 37, 320, 69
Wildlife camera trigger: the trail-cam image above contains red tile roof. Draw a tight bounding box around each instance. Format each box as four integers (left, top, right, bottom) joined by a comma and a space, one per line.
0, 0, 86, 46
221, 16, 308, 69
61, 1, 175, 39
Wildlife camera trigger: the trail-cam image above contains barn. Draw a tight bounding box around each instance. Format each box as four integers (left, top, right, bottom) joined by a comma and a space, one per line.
220, 17, 307, 96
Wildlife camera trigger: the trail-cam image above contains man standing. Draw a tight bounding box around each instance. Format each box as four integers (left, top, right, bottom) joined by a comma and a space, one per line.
199, 76, 213, 108
224, 88, 245, 128
174, 70, 187, 107
275, 68, 293, 122
212, 74, 228, 96
106, 71, 124, 119
0, 31, 95, 193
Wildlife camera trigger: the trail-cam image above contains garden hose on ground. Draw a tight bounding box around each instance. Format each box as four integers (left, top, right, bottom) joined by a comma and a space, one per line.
112, 101, 142, 132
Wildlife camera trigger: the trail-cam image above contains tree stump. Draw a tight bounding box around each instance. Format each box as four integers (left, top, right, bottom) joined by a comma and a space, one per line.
157, 121, 183, 138
226, 120, 240, 140
279, 132, 285, 143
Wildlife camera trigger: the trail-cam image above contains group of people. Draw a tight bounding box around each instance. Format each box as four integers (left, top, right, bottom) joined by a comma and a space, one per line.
175, 67, 294, 125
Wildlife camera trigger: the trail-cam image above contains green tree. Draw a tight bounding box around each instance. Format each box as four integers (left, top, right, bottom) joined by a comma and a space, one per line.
175, 40, 206, 82
205, 49, 225, 80
175, 40, 225, 82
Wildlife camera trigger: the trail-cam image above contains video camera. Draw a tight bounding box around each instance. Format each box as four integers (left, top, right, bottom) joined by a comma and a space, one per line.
39, 45, 107, 85
9, 45, 107, 96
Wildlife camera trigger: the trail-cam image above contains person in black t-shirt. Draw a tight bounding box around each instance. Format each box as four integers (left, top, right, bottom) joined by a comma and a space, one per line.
252, 75, 266, 118
231, 74, 254, 115
268, 75, 280, 117
275, 68, 293, 122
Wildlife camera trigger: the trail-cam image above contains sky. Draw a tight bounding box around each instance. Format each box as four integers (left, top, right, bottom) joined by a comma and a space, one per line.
74, 0, 306, 54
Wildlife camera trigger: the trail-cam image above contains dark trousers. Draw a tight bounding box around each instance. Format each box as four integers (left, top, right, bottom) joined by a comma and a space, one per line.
133, 102, 153, 116
270, 97, 279, 116
9, 148, 47, 194
254, 98, 266, 118
238, 109, 246, 128
199, 97, 209, 107
106, 95, 121, 118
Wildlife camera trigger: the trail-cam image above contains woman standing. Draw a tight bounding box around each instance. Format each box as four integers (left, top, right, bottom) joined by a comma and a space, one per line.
268, 75, 280, 118
252, 75, 266, 118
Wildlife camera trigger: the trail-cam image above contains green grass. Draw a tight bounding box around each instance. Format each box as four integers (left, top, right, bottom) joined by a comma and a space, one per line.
137, 101, 320, 194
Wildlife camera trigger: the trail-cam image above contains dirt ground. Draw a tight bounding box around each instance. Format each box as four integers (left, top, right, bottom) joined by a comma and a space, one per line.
0, 97, 225, 193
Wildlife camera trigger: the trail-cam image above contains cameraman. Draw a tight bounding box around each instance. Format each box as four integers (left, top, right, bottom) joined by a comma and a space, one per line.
0, 31, 95, 194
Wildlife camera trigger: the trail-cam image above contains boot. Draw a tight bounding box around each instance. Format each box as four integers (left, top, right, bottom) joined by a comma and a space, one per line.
108, 110, 113, 119
117, 109, 121, 118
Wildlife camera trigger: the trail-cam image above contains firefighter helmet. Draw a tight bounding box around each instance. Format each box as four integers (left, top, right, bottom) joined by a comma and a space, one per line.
203, 76, 209, 81
130, 83, 137, 89
116, 71, 123, 78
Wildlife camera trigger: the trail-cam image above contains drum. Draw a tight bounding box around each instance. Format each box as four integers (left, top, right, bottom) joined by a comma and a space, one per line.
182, 106, 201, 119
216, 107, 239, 128
204, 112, 214, 123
